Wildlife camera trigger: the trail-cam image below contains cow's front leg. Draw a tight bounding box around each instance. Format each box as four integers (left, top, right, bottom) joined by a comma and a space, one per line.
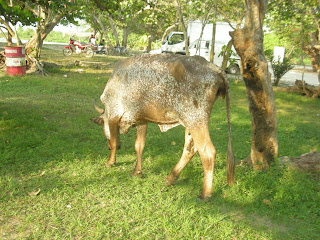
189, 125, 216, 200
166, 129, 197, 185
132, 123, 147, 177
106, 121, 119, 167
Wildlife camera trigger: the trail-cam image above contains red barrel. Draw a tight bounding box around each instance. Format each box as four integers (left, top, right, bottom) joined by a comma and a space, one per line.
5, 46, 26, 76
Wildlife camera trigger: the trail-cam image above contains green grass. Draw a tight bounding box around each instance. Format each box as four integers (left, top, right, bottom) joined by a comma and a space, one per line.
0, 47, 319, 239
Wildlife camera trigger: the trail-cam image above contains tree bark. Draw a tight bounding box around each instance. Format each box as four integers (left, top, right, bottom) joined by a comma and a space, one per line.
161, 23, 179, 42
0, 18, 22, 45
108, 14, 120, 47
209, 18, 216, 63
25, 14, 63, 55
195, 21, 207, 55
22, 4, 63, 75
294, 80, 320, 98
146, 34, 154, 53
91, 14, 113, 47
304, 45, 320, 84
175, 0, 189, 55
7, 31, 12, 46
221, 39, 233, 70
231, 0, 278, 169
305, 7, 320, 84
0, 27, 12, 46
122, 27, 129, 48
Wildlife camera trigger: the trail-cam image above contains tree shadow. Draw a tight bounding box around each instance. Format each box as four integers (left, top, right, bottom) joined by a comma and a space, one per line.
1, 74, 319, 239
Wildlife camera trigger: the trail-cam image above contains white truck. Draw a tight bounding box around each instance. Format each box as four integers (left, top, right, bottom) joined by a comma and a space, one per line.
157, 21, 241, 74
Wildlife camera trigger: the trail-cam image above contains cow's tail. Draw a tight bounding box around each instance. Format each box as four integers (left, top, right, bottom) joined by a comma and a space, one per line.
224, 77, 235, 186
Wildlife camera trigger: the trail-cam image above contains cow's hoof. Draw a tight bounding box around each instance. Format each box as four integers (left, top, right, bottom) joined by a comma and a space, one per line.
165, 176, 177, 186
132, 171, 143, 178
106, 162, 115, 168
199, 193, 212, 200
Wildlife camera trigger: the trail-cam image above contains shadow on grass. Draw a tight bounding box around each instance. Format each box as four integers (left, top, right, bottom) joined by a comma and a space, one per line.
1, 75, 319, 239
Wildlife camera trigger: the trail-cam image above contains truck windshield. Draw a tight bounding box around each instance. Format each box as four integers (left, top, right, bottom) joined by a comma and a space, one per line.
168, 34, 184, 45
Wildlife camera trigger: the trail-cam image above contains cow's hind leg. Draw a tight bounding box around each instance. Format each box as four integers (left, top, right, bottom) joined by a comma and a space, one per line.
166, 129, 197, 185
106, 120, 119, 167
132, 123, 147, 177
189, 126, 216, 199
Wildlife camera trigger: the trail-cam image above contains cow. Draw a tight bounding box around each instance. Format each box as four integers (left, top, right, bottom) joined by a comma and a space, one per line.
91, 53, 235, 199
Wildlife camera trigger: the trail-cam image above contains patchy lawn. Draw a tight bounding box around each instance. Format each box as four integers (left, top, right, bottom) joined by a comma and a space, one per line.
0, 47, 319, 239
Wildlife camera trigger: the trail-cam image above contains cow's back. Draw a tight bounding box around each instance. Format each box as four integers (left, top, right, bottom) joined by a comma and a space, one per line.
101, 54, 226, 129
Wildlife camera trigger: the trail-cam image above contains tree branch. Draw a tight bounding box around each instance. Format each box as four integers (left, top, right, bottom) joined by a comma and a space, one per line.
161, 22, 179, 41
92, 0, 113, 15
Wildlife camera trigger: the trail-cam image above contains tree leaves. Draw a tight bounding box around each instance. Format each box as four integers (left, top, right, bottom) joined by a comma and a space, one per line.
0, 1, 40, 26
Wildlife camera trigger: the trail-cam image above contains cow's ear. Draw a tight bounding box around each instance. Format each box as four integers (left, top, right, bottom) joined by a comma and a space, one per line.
90, 117, 104, 126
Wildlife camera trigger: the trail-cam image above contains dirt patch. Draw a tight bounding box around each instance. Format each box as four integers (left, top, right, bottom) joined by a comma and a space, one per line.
249, 213, 288, 232
274, 80, 320, 98
0, 216, 32, 239
280, 151, 320, 175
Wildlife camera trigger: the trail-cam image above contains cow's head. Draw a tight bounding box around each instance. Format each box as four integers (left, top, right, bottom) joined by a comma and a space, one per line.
91, 99, 105, 125
91, 99, 121, 149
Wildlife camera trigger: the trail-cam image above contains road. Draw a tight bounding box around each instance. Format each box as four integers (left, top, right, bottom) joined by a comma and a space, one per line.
1, 39, 319, 86
274, 66, 319, 86
230, 64, 319, 87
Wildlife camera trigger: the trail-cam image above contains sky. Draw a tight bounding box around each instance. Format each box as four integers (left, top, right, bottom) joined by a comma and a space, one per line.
53, 21, 91, 35
21, 20, 91, 37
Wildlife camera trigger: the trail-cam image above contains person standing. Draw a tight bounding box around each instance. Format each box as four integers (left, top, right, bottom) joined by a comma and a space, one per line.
89, 34, 96, 45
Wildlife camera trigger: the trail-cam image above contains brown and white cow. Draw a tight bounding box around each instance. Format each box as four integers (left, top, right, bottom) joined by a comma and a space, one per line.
91, 53, 235, 199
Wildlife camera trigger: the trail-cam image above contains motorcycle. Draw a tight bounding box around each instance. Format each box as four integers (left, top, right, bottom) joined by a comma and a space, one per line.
63, 38, 94, 58
90, 44, 107, 55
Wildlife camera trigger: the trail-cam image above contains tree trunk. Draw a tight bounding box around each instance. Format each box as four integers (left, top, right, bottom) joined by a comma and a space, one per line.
209, 18, 216, 63
196, 7, 213, 56
146, 34, 154, 53
196, 21, 207, 55
161, 23, 179, 42
25, 14, 63, 55
231, 0, 278, 170
7, 31, 12, 46
23, 6, 63, 76
0, 27, 12, 46
122, 27, 130, 48
13, 25, 22, 46
294, 80, 320, 98
273, 77, 281, 86
108, 15, 120, 47
35, 24, 41, 60
221, 39, 233, 70
175, 0, 189, 56
0, 19, 22, 45
91, 14, 114, 47
304, 45, 320, 84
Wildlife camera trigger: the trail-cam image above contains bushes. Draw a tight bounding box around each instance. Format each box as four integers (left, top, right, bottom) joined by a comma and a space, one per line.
271, 56, 294, 86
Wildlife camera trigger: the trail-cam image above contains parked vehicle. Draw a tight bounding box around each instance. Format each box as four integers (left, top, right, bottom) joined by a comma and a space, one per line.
111, 45, 131, 56
87, 44, 131, 56
153, 21, 241, 74
90, 44, 107, 55
63, 38, 94, 58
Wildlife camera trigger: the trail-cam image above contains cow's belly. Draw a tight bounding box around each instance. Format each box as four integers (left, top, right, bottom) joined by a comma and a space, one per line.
141, 103, 178, 122
141, 105, 182, 132
118, 104, 181, 134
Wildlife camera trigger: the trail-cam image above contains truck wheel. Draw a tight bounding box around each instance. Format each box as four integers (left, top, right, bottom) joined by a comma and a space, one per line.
227, 64, 240, 74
